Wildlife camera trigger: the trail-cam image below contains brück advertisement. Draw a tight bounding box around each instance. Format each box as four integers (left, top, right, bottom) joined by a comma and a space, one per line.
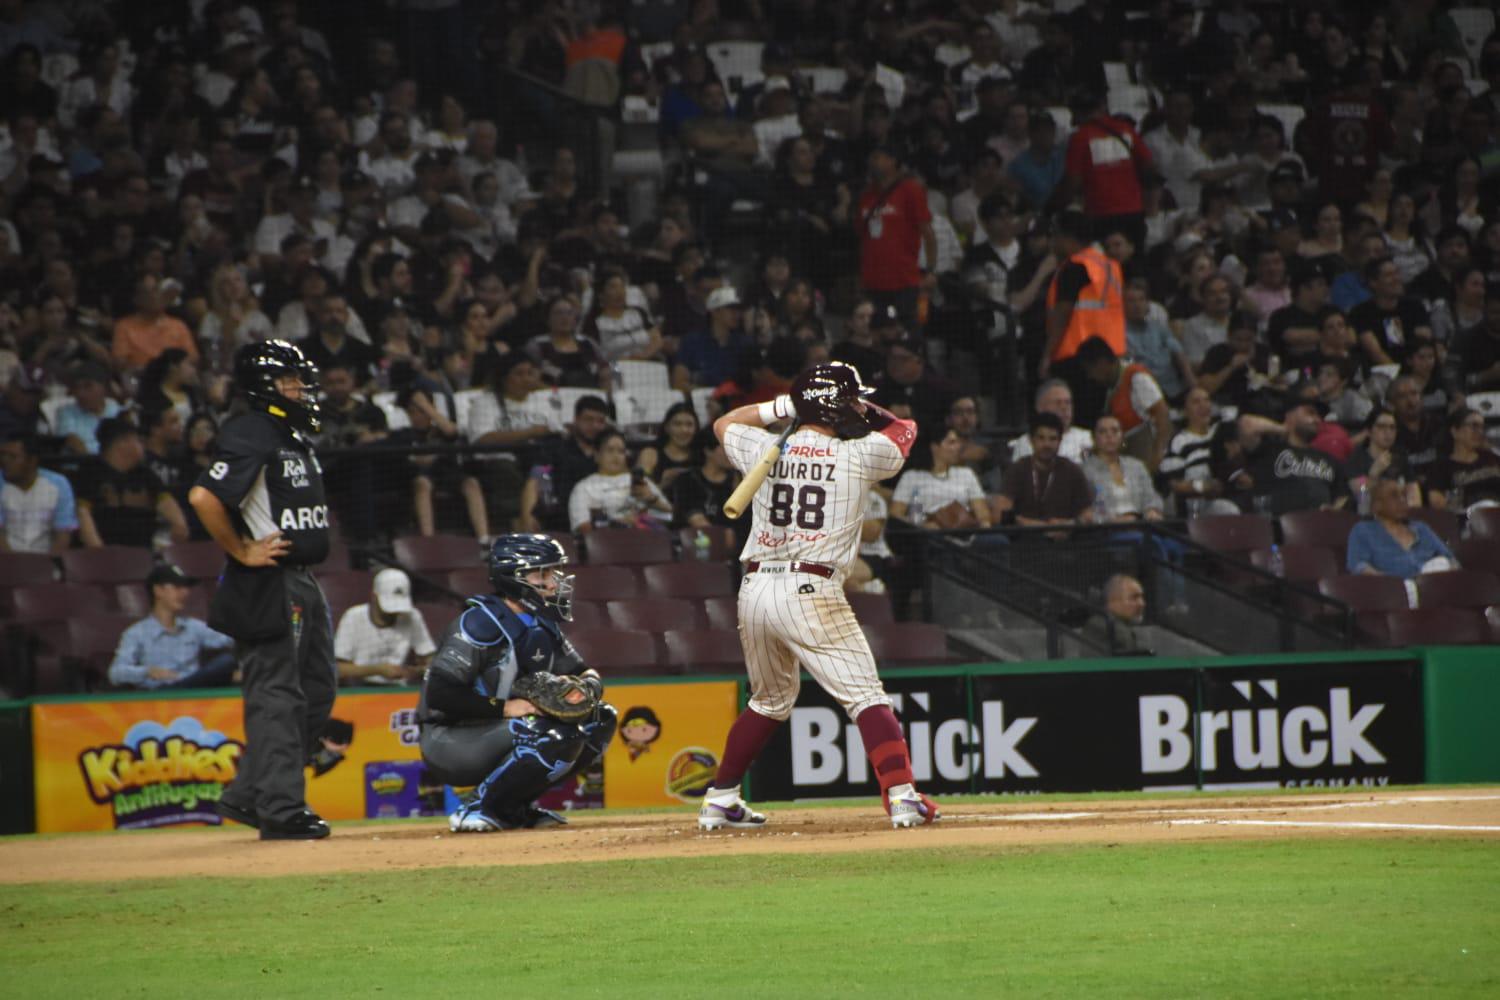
749, 661, 1424, 800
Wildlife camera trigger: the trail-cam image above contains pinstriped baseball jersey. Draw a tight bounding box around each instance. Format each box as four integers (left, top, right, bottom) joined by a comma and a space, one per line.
722, 422, 914, 572
722, 418, 916, 721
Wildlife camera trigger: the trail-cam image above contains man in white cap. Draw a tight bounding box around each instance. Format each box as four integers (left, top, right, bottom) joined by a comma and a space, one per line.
672, 285, 755, 391
333, 568, 437, 685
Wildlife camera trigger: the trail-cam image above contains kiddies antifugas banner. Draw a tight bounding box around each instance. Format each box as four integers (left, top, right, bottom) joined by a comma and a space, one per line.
748, 662, 1424, 800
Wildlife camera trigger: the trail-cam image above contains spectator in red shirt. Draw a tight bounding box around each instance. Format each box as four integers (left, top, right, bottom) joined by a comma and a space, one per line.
1054, 89, 1155, 252
856, 144, 937, 331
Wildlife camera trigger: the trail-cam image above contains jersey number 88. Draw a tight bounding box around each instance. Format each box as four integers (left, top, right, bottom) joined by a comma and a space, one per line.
769, 484, 827, 529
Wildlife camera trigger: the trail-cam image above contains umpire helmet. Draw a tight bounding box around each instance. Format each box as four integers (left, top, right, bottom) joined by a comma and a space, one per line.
234, 340, 323, 434
790, 361, 874, 438
488, 533, 574, 622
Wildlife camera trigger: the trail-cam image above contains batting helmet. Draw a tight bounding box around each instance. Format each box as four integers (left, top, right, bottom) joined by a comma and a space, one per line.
790, 361, 873, 437
488, 533, 574, 621
234, 340, 323, 434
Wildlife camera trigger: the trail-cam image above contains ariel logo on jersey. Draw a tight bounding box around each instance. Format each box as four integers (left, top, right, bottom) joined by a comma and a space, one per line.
279, 503, 330, 530
664, 747, 718, 801
783, 444, 835, 458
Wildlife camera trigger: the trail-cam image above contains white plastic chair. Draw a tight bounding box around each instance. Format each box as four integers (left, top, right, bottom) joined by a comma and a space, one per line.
705, 41, 765, 89
1448, 8, 1496, 69
1257, 104, 1307, 144
371, 390, 411, 431
451, 388, 485, 434
799, 67, 847, 95
613, 386, 688, 438
612, 359, 672, 391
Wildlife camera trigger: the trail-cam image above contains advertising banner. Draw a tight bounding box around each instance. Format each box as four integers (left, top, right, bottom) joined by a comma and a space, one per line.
602, 680, 740, 808
749, 674, 971, 801
32, 691, 429, 833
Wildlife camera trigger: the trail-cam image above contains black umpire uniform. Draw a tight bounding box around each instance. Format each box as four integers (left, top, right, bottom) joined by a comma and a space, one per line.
190, 341, 335, 840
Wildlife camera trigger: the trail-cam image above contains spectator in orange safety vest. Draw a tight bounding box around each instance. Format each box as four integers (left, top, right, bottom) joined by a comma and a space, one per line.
1041, 210, 1125, 383
1075, 335, 1173, 473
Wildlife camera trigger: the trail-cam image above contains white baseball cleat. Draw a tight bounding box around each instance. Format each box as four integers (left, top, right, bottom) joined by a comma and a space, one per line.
449, 807, 505, 833
888, 788, 940, 828
698, 787, 767, 830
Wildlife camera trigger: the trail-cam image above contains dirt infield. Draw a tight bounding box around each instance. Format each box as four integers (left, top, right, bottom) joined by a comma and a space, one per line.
5, 789, 1498, 884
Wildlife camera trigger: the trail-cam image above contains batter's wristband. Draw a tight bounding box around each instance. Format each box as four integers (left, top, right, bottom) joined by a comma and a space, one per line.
757, 394, 794, 424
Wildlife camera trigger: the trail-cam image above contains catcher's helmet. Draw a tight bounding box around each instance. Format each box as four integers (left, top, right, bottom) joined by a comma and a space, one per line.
234, 340, 323, 434
790, 361, 874, 437
488, 533, 574, 621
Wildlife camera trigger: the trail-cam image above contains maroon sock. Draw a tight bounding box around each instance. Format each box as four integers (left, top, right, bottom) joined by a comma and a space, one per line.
713, 709, 783, 789
856, 705, 914, 794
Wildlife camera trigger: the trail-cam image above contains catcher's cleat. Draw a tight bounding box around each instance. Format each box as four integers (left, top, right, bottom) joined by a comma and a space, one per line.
887, 788, 940, 829
449, 807, 506, 833
698, 789, 767, 831
521, 805, 568, 829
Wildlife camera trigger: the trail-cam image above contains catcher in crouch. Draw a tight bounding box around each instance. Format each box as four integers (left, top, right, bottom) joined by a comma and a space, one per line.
418, 534, 617, 832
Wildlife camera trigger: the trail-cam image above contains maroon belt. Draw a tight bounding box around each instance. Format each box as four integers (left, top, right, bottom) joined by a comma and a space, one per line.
745, 560, 835, 580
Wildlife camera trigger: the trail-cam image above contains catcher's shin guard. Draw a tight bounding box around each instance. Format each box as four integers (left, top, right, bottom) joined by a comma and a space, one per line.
566, 702, 618, 780
471, 717, 587, 817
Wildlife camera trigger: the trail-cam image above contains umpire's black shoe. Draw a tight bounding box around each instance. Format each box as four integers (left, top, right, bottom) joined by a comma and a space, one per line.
214, 798, 260, 829
259, 809, 331, 841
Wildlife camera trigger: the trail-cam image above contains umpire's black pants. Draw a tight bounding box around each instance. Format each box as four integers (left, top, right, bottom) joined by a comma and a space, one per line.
223, 568, 336, 824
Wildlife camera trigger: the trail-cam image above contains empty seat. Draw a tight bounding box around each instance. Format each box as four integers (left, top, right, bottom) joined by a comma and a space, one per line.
566, 600, 607, 630
1407, 508, 1461, 546
570, 565, 642, 602
675, 526, 738, 563
0, 551, 57, 589
323, 538, 352, 571
1187, 513, 1273, 557
564, 628, 667, 676
66, 613, 136, 685
1454, 538, 1500, 576
1317, 574, 1409, 645
641, 561, 736, 598
1469, 507, 1500, 540
1250, 544, 1339, 582
583, 528, 675, 566
1386, 607, 1488, 646
1414, 569, 1500, 610
393, 533, 483, 573
662, 628, 744, 673
12, 582, 107, 624
163, 540, 228, 581
605, 597, 707, 632
414, 600, 459, 640
1279, 510, 1358, 564
863, 622, 951, 666
317, 570, 373, 624
447, 567, 490, 596
61, 546, 154, 585
847, 590, 895, 625
1486, 605, 1500, 643
704, 596, 739, 630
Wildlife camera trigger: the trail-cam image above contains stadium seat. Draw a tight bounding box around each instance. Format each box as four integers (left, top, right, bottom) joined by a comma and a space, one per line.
1413, 569, 1500, 610
564, 628, 667, 676
863, 622, 952, 666
1486, 605, 1500, 643
414, 600, 459, 640
583, 528, 674, 566
641, 561, 737, 598
1250, 544, 1339, 582
447, 567, 489, 596
1454, 538, 1500, 576
393, 533, 484, 574
1469, 507, 1500, 540
323, 538, 352, 571
674, 526, 738, 563
704, 596, 739, 630
1187, 513, 1273, 557
12, 582, 107, 625
605, 597, 707, 632
61, 546, 154, 586
317, 571, 373, 625
164, 540, 228, 581
1279, 510, 1358, 565
847, 590, 895, 625
570, 565, 642, 602
1406, 508, 1461, 547
662, 628, 744, 673
1317, 574, 1410, 645
66, 613, 136, 686
1386, 607, 1488, 646
0, 552, 57, 589
566, 600, 607, 630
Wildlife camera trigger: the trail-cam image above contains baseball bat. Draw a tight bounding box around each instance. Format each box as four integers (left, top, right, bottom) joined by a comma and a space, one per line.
723, 420, 798, 520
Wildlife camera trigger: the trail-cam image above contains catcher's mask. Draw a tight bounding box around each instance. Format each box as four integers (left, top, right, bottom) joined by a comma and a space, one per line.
790, 361, 874, 438
234, 339, 323, 434
488, 533, 574, 621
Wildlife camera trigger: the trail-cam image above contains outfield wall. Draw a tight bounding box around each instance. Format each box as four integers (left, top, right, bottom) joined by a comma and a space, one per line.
6, 647, 1496, 834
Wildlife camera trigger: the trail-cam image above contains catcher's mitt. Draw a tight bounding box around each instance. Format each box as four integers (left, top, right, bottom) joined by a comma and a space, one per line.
510, 669, 602, 722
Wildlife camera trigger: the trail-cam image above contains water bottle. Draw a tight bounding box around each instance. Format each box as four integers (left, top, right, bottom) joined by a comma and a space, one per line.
1093, 486, 1109, 525
693, 529, 712, 561
1268, 543, 1284, 578
1357, 479, 1371, 517
536, 465, 555, 509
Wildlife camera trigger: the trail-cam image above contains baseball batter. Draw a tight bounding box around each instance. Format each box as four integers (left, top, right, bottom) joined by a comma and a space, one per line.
699, 361, 940, 830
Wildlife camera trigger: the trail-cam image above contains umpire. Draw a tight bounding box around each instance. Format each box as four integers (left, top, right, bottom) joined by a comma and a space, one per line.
188, 341, 336, 841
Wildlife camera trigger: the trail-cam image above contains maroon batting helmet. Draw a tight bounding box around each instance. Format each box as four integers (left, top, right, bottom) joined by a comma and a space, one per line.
790, 361, 874, 436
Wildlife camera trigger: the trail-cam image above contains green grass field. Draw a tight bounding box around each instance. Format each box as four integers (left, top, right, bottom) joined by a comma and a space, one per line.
3, 837, 1497, 998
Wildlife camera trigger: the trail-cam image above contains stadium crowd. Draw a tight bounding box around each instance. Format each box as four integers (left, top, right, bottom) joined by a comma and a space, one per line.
3, 0, 1500, 686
